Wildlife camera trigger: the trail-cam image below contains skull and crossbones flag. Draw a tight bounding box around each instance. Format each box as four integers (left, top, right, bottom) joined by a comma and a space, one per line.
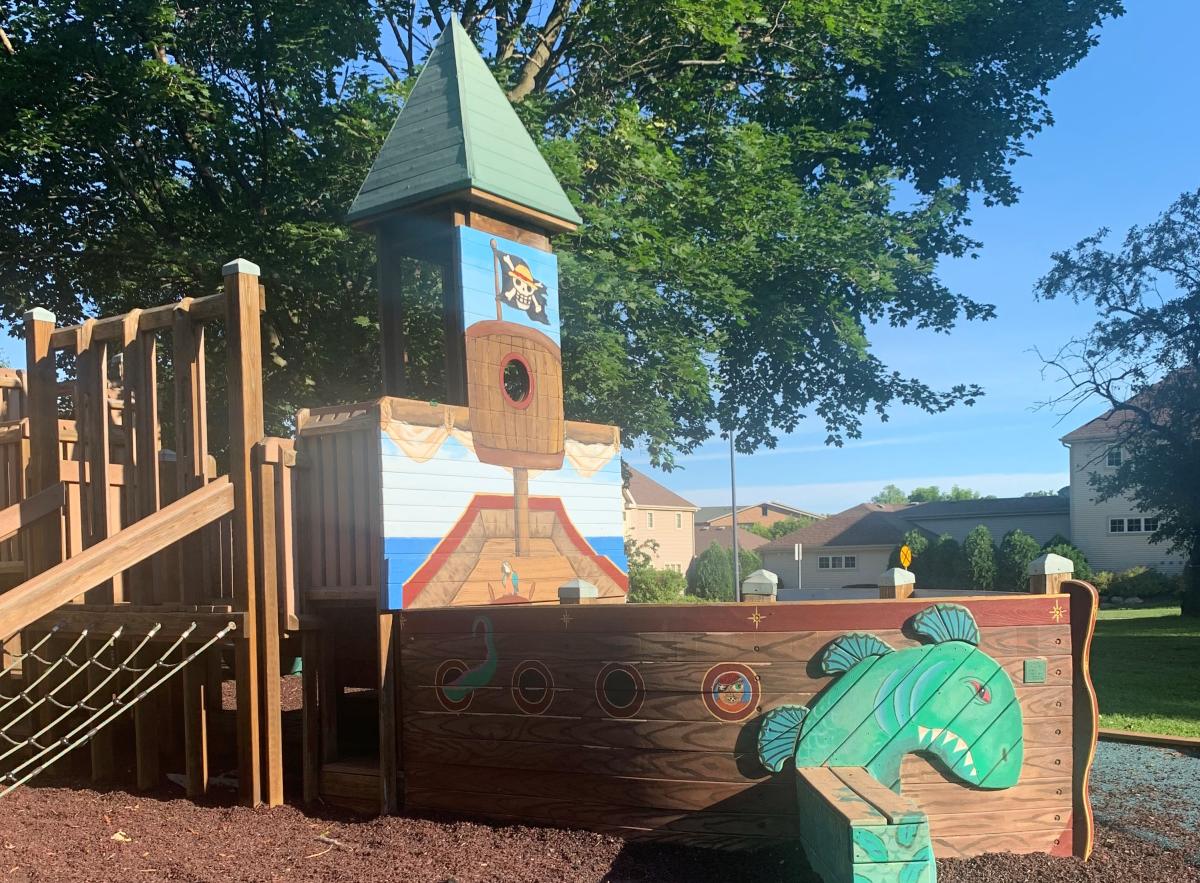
491, 240, 550, 325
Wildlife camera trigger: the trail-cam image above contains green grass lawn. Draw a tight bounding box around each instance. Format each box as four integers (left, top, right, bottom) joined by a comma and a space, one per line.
1091, 606, 1200, 738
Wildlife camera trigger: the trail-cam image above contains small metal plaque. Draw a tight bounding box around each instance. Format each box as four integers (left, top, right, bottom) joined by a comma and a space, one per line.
1024, 657, 1048, 685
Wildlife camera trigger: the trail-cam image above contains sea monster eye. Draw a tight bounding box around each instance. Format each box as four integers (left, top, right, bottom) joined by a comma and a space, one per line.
966, 678, 991, 704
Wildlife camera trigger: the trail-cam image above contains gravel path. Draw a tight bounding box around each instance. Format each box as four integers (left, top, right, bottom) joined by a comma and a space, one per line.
0, 742, 1195, 882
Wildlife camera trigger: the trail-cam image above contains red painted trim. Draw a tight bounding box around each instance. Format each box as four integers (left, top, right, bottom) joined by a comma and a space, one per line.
498, 352, 535, 410
402, 493, 628, 607
1064, 580, 1099, 860
400, 592, 1071, 635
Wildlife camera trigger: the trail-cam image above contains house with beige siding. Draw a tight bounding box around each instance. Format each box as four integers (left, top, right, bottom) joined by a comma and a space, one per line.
1061, 409, 1184, 574
623, 466, 699, 574
761, 503, 920, 596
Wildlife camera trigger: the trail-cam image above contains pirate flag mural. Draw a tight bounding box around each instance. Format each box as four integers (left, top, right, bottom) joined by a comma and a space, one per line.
492, 239, 551, 325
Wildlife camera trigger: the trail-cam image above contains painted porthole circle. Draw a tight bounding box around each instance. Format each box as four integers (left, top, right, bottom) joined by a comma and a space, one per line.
701, 663, 760, 722
511, 660, 555, 715
435, 658, 473, 712
499, 352, 535, 410
595, 662, 645, 718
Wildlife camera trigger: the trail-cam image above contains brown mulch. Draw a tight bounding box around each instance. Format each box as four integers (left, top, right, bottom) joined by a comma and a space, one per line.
0, 783, 1197, 883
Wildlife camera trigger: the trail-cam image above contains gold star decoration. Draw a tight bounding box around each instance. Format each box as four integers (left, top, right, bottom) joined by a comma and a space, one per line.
561, 610, 573, 629
747, 607, 767, 630
1050, 602, 1065, 623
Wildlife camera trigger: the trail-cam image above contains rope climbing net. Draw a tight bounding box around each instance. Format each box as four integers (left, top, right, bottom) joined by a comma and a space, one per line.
0, 619, 236, 797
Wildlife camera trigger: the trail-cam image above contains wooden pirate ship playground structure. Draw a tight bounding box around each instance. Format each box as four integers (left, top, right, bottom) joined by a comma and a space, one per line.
0, 20, 1099, 883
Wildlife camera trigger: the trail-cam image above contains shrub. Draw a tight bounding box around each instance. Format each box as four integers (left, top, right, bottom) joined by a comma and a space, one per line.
627, 565, 687, 603
963, 525, 997, 590
889, 529, 929, 569
739, 547, 763, 578
1090, 570, 1114, 595
997, 529, 1042, 592
1041, 538, 1093, 582
690, 542, 735, 601
920, 534, 966, 589
1108, 567, 1182, 600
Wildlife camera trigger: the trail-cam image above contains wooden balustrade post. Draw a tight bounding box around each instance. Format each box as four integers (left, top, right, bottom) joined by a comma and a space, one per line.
224, 258, 266, 808
23, 308, 61, 577
254, 442, 284, 807
1027, 553, 1074, 595
878, 567, 916, 600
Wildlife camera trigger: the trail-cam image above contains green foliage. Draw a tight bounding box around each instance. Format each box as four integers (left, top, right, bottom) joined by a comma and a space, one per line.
873, 484, 908, 505
1038, 188, 1200, 615
888, 529, 930, 569
1103, 567, 1182, 601
744, 516, 815, 541
738, 547, 763, 578
627, 565, 687, 604
1041, 537, 1093, 582
0, 0, 1121, 458
997, 529, 1042, 592
689, 542, 734, 601
918, 534, 966, 589
963, 525, 997, 590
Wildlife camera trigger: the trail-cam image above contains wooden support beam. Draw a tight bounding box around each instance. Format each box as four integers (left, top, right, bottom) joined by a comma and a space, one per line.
224, 258, 266, 808
0, 478, 234, 638
254, 443, 284, 807
87, 636, 115, 784
173, 299, 209, 605
378, 612, 398, 814
76, 325, 114, 604
182, 644, 209, 797
0, 482, 65, 545
126, 329, 163, 604
133, 642, 161, 790
301, 629, 319, 805
23, 308, 61, 576
319, 629, 338, 763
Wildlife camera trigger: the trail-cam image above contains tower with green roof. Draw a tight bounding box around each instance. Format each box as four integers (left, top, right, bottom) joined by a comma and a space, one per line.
349, 19, 580, 402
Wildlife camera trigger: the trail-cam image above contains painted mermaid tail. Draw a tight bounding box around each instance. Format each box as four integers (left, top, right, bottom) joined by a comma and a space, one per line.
442, 616, 497, 702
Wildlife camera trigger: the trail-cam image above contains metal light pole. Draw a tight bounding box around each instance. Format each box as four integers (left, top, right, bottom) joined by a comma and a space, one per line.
729, 426, 741, 601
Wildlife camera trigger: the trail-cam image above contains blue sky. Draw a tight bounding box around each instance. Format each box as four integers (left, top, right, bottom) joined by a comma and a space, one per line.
629, 0, 1200, 514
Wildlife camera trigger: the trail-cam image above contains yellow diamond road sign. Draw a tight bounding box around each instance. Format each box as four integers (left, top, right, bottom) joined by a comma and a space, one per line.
899, 544, 913, 569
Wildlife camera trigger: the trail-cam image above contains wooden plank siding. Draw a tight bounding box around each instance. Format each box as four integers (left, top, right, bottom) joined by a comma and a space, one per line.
397, 591, 1092, 859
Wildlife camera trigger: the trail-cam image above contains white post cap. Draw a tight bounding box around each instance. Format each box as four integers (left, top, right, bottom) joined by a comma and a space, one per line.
558, 578, 599, 601
878, 567, 916, 587
222, 258, 261, 277
1028, 553, 1074, 576
23, 307, 55, 324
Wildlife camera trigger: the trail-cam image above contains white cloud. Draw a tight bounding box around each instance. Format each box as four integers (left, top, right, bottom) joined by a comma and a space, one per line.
681, 471, 1069, 514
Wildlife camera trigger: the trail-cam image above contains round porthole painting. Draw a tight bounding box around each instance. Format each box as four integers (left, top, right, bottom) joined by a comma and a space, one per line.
434, 659, 474, 712
511, 660, 555, 715
701, 663, 760, 722
594, 662, 646, 718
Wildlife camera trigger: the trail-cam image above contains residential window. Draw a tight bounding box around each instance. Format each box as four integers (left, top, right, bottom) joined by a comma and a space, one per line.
1126, 517, 1142, 533
819, 556, 855, 570
676, 512, 683, 529
647, 511, 654, 529
667, 563, 682, 573
1106, 447, 1122, 467
1144, 517, 1160, 532
1109, 519, 1125, 534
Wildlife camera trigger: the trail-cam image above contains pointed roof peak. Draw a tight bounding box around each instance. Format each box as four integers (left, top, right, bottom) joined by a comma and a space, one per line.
347, 21, 581, 230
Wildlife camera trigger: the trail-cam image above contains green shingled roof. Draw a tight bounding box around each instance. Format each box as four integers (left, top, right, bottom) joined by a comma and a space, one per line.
347, 19, 581, 227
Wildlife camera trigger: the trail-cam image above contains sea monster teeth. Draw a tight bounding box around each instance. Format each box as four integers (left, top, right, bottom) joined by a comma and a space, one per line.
954, 738, 968, 754
943, 730, 957, 746
963, 750, 974, 767
918, 726, 929, 744
930, 728, 943, 742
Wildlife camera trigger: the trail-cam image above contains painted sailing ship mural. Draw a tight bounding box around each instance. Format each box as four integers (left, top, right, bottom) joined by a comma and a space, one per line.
381, 227, 628, 609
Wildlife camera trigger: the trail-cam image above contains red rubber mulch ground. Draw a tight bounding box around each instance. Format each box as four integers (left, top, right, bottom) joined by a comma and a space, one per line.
1, 783, 1198, 883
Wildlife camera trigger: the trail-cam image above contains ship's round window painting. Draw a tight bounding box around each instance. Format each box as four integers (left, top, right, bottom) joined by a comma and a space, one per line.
511, 660, 555, 715
500, 354, 533, 409
595, 663, 645, 718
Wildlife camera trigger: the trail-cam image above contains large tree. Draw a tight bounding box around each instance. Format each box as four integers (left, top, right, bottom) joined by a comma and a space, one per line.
0, 1, 1121, 456
1038, 188, 1200, 615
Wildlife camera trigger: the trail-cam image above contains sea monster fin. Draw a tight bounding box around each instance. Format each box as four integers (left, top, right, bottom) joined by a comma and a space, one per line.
757, 705, 808, 772
820, 633, 894, 675
911, 603, 980, 646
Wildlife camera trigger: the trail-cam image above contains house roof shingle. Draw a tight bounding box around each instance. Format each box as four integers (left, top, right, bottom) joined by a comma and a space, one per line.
904, 495, 1069, 520
693, 525, 769, 554
624, 466, 697, 510
763, 503, 918, 551
695, 501, 821, 524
